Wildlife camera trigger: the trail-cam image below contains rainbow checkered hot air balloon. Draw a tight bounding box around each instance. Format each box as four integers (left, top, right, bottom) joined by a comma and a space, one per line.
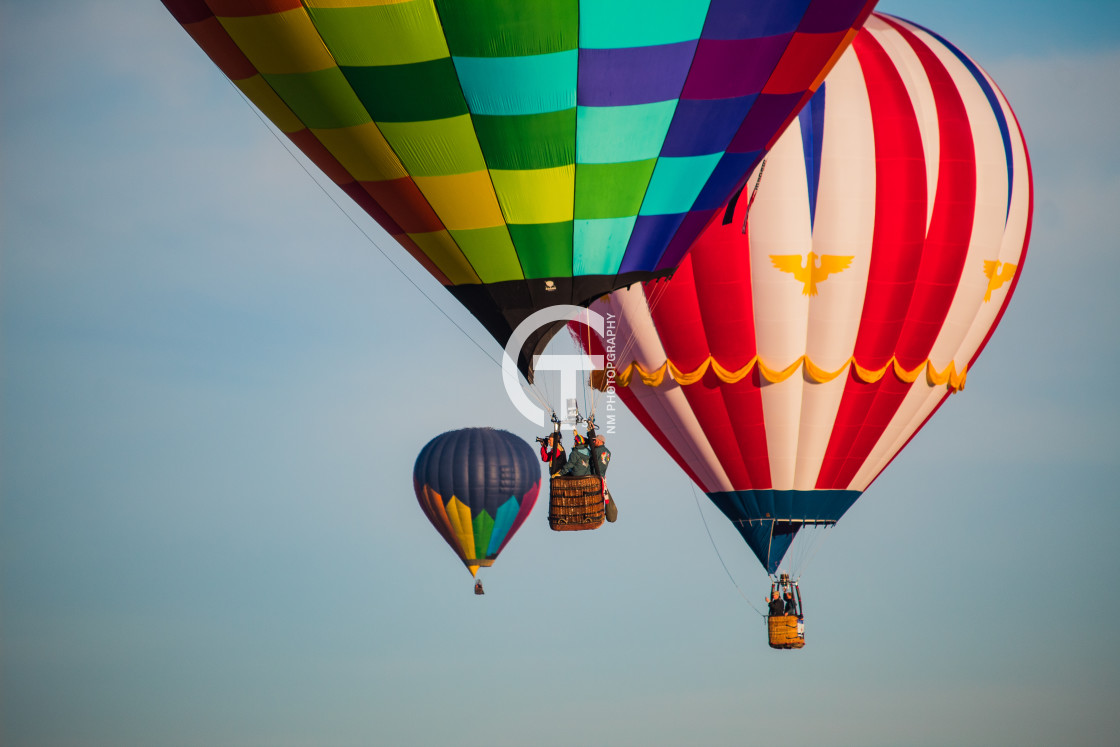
161, 0, 879, 375
413, 428, 540, 577
585, 14, 1032, 574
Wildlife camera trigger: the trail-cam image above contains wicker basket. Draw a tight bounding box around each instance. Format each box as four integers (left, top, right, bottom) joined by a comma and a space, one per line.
548, 475, 605, 531
767, 615, 805, 649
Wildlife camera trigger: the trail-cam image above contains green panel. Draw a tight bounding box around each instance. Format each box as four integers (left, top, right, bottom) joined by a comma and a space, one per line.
308, 4, 449, 66
574, 217, 637, 275
507, 222, 573, 279
264, 69, 372, 130
454, 50, 577, 115
378, 115, 485, 176
342, 58, 467, 123
576, 101, 677, 164
472, 510, 495, 560
473, 110, 575, 171
450, 226, 525, 283
579, 0, 710, 48
434, 0, 578, 57
574, 160, 657, 219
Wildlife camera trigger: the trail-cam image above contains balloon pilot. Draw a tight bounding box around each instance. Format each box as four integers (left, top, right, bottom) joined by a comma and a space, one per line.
555, 418, 616, 522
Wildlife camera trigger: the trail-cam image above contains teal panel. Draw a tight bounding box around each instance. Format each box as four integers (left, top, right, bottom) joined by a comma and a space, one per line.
578, 0, 710, 48
486, 496, 521, 556
435, 0, 578, 57
638, 152, 724, 216
576, 101, 677, 164
454, 50, 577, 116
574, 216, 637, 275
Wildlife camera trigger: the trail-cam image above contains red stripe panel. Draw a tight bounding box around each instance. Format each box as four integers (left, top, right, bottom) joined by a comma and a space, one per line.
648, 265, 756, 489
817, 30, 928, 489
827, 22, 980, 488
888, 18, 976, 370
689, 208, 771, 489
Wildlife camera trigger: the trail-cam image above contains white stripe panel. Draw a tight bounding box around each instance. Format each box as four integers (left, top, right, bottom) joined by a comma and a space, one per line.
793, 46, 878, 489
746, 117, 814, 489
864, 16, 941, 230
951, 76, 1032, 366
591, 290, 733, 493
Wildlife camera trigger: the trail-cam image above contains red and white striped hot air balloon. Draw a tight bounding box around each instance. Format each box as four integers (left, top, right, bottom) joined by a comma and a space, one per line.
586, 13, 1032, 575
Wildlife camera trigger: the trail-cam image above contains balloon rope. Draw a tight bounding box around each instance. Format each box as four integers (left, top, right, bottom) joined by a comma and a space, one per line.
741, 158, 766, 233
690, 481, 765, 618
224, 81, 507, 375
794, 524, 834, 582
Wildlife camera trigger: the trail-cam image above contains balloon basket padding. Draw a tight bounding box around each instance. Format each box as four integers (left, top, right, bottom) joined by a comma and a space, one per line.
767, 615, 805, 649
548, 476, 605, 531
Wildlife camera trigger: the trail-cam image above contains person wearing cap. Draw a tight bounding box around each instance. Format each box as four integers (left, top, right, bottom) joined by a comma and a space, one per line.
538, 431, 567, 476
768, 590, 786, 617
557, 430, 593, 477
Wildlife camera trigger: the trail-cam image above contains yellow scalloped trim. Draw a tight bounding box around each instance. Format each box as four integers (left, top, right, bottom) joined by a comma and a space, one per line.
612, 356, 967, 392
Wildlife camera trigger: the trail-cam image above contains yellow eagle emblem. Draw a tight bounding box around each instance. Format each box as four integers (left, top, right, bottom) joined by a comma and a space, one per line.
769, 252, 854, 296
982, 260, 1017, 302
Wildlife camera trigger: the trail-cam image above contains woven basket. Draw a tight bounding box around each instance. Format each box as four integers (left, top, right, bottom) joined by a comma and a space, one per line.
548, 475, 605, 531
767, 615, 805, 649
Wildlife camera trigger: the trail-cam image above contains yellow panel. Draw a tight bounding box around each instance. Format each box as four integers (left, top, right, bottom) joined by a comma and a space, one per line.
309, 0, 414, 7
234, 75, 304, 133
490, 165, 575, 224
413, 171, 506, 231
312, 123, 408, 181
219, 9, 335, 75
378, 115, 487, 177
444, 496, 477, 561
407, 231, 482, 285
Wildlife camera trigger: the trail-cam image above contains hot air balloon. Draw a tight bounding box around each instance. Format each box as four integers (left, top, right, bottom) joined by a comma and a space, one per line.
161, 0, 878, 376
413, 428, 540, 584
585, 13, 1032, 576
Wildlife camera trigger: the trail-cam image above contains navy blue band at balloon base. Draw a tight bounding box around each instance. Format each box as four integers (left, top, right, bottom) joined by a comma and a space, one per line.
706, 489, 862, 574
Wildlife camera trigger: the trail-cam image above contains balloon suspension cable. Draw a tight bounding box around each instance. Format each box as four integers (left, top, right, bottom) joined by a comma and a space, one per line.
689, 481, 765, 618
223, 80, 508, 376
741, 158, 766, 233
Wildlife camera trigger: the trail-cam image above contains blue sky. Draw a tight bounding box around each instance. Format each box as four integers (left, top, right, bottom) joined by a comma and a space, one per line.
2, 2, 1119, 746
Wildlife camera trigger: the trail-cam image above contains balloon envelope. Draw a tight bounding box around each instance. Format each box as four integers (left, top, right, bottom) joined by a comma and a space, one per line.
589, 14, 1032, 573
413, 427, 540, 576
162, 0, 878, 373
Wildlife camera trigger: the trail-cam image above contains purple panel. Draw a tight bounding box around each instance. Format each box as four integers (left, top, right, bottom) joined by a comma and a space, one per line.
693, 150, 763, 210
726, 91, 804, 153
655, 209, 719, 271
619, 213, 686, 274
701, 0, 810, 40
577, 41, 697, 107
681, 35, 792, 99
660, 95, 757, 157
798, 0, 868, 33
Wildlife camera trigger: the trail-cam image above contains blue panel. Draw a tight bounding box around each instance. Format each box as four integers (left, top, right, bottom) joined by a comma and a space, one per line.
707, 489, 861, 522
701, 0, 810, 40
694, 149, 762, 210
800, 84, 826, 231
660, 95, 756, 158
